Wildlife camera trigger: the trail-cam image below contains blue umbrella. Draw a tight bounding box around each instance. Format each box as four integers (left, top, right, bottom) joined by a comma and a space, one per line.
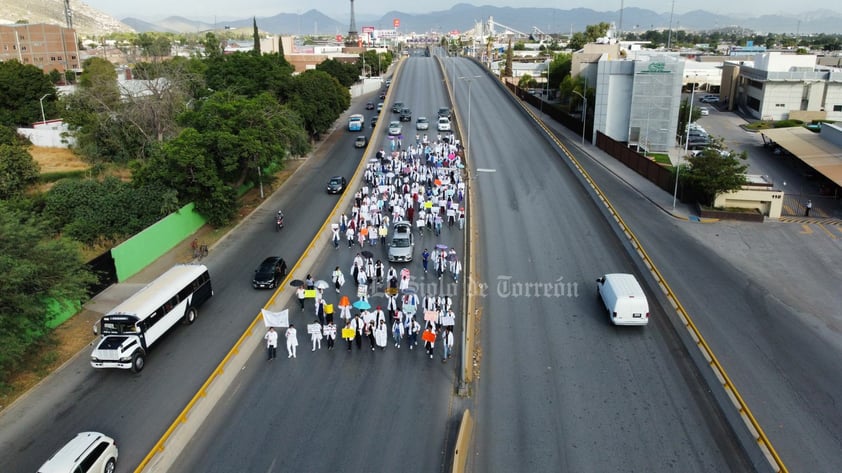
352, 299, 371, 310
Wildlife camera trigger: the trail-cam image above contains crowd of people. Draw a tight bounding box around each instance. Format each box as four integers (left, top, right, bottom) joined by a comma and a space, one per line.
266, 127, 467, 363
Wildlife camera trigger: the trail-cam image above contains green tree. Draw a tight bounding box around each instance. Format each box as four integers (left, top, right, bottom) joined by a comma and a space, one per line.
0, 60, 57, 127
317, 58, 359, 88
504, 38, 513, 77
0, 144, 40, 198
287, 70, 350, 138
43, 177, 174, 246
252, 17, 261, 54
569, 22, 611, 50
684, 146, 748, 206
135, 92, 309, 225
0, 202, 96, 381
78, 57, 120, 108
204, 51, 292, 98
518, 74, 535, 88
677, 98, 702, 143
548, 53, 571, 89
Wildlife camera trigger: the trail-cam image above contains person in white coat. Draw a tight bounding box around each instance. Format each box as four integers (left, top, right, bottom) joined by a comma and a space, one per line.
264, 327, 278, 361
332, 266, 345, 293
392, 317, 405, 348
285, 324, 298, 358
310, 320, 323, 351
441, 326, 454, 362
374, 320, 388, 350
324, 321, 337, 350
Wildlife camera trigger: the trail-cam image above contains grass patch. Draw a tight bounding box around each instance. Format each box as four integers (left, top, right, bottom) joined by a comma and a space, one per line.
745, 121, 774, 131
649, 153, 672, 165
39, 169, 89, 183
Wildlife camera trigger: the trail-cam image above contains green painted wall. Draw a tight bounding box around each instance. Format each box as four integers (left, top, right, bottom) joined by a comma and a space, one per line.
112, 203, 207, 282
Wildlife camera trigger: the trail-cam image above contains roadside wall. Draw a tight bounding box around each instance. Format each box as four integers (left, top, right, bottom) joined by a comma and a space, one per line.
111, 203, 206, 282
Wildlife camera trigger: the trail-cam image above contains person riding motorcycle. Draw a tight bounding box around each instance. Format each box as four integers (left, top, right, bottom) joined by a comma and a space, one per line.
276, 210, 284, 231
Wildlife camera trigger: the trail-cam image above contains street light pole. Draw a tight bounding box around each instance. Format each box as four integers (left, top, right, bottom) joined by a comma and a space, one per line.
39, 93, 52, 125
571, 90, 586, 145
458, 75, 482, 151
673, 82, 697, 209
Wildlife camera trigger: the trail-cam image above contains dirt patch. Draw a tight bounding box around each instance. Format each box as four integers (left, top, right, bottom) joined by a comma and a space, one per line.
0, 158, 304, 412
29, 146, 90, 173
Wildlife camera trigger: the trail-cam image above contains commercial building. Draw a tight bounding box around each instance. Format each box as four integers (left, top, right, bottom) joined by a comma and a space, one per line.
721, 52, 842, 121
0, 23, 79, 73
591, 51, 685, 152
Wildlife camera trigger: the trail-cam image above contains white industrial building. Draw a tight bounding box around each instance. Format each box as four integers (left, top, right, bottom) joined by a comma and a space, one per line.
591, 52, 685, 152
721, 52, 842, 121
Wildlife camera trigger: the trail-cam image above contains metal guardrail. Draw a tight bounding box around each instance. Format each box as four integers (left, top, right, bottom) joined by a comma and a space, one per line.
519, 103, 787, 473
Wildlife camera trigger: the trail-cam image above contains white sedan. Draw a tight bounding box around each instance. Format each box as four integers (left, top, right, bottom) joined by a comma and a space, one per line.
437, 117, 451, 132
388, 121, 402, 136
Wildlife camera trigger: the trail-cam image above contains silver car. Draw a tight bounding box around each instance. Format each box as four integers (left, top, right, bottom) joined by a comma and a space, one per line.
388, 121, 402, 136
416, 117, 429, 130
388, 221, 414, 262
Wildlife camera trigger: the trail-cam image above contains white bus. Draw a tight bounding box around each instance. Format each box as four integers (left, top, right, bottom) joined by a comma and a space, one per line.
90, 264, 213, 372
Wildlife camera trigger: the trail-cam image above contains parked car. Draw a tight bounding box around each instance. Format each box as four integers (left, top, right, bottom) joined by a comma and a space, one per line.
38, 432, 118, 473
354, 135, 367, 148
388, 221, 415, 262
416, 116, 429, 130
326, 176, 347, 194
253, 256, 287, 289
698, 106, 710, 116
376, 102, 384, 113
700, 95, 719, 103
392, 101, 404, 113
365, 101, 374, 110
437, 117, 451, 132
437, 107, 451, 119
687, 139, 711, 150
388, 121, 402, 136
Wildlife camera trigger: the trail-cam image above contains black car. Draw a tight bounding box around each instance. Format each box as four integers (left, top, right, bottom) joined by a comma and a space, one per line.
253, 256, 287, 289
354, 135, 367, 148
326, 176, 347, 194
392, 101, 404, 113
437, 107, 451, 119
365, 101, 375, 110
399, 108, 412, 122
371, 116, 378, 128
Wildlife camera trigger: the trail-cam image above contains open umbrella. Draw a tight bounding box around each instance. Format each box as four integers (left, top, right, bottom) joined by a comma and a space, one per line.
352, 299, 372, 310
386, 172, 395, 178
401, 287, 416, 294
361, 250, 374, 259
289, 279, 304, 287
339, 295, 351, 307
447, 253, 458, 261
434, 178, 442, 186
315, 280, 330, 290
385, 287, 399, 296
435, 244, 448, 250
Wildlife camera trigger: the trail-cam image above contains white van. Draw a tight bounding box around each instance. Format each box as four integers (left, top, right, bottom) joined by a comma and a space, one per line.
596, 273, 650, 326
38, 431, 118, 473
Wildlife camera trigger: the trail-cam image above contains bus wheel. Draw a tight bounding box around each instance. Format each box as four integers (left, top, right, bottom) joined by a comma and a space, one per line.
184, 307, 197, 324
131, 352, 145, 372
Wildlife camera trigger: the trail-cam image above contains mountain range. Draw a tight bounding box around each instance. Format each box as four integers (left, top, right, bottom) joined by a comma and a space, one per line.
2, 1, 842, 37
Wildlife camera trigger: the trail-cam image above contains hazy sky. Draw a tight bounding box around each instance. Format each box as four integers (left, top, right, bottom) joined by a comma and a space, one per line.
82, 0, 837, 22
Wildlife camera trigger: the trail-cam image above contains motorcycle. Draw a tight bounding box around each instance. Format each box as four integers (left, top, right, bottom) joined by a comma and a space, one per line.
275, 211, 284, 231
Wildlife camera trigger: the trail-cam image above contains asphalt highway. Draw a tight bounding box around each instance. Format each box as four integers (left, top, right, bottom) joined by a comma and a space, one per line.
168, 57, 465, 472
446, 57, 753, 472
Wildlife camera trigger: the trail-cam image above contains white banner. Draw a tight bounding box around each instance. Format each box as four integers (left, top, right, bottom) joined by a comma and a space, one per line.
262, 309, 289, 328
